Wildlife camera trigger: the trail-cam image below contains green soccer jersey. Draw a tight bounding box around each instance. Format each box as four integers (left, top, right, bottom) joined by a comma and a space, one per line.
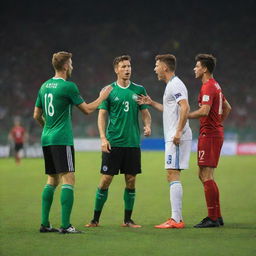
99, 81, 148, 147
35, 77, 84, 146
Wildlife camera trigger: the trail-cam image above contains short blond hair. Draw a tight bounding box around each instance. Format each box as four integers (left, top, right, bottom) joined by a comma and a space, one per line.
155, 54, 176, 71
52, 51, 72, 71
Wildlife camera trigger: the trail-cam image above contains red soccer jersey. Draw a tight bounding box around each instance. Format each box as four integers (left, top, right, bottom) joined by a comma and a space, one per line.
11, 126, 26, 143
198, 78, 225, 137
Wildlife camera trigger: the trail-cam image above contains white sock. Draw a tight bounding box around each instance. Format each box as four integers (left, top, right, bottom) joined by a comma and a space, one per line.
170, 181, 183, 223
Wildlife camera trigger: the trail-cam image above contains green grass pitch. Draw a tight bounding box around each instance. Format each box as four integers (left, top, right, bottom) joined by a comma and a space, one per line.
0, 152, 255, 256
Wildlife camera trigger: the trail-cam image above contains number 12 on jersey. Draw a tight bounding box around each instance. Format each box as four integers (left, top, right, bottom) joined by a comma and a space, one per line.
44, 93, 54, 116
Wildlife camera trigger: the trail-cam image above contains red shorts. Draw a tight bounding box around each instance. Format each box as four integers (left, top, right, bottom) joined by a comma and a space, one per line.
197, 136, 224, 168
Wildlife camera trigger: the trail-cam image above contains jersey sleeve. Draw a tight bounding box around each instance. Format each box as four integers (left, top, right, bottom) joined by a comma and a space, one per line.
35, 91, 42, 108
98, 99, 109, 110
172, 82, 188, 103
201, 83, 215, 106
67, 82, 85, 105
98, 84, 113, 110
139, 87, 149, 110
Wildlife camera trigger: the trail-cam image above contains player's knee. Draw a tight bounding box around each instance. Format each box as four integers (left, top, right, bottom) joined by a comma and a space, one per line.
167, 173, 173, 182
47, 175, 60, 186
125, 175, 136, 189
99, 182, 110, 190
199, 174, 212, 183
99, 175, 113, 189
167, 169, 180, 182
51, 180, 60, 186
61, 172, 75, 185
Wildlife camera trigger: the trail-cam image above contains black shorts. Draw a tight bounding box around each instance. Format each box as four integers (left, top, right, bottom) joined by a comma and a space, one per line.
42, 145, 75, 175
101, 147, 141, 175
15, 143, 23, 152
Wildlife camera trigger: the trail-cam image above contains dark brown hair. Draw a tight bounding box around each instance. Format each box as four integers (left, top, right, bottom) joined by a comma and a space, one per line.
155, 54, 176, 71
113, 55, 131, 68
52, 51, 72, 71
195, 54, 216, 74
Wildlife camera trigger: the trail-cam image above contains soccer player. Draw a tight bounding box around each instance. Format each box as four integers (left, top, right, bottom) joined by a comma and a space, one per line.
8, 118, 28, 164
85, 55, 151, 228
138, 54, 192, 229
188, 54, 231, 228
33, 51, 112, 234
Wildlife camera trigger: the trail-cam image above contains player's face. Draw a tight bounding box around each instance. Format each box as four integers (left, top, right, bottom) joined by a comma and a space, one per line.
115, 60, 131, 80
194, 61, 206, 79
66, 58, 73, 78
154, 60, 166, 81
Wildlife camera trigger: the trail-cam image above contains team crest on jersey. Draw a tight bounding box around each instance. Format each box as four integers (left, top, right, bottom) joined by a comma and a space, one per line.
202, 95, 210, 102
167, 155, 172, 164
174, 93, 182, 99
102, 165, 108, 172
132, 94, 138, 101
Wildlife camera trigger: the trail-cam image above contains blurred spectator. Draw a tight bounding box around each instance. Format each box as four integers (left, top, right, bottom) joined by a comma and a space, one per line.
8, 117, 28, 164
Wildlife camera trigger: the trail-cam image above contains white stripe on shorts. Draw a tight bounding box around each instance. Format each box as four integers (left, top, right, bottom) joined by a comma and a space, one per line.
66, 146, 74, 172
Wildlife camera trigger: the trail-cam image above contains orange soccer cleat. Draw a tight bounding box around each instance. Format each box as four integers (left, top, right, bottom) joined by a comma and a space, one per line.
85, 220, 99, 227
121, 219, 142, 228
154, 218, 185, 229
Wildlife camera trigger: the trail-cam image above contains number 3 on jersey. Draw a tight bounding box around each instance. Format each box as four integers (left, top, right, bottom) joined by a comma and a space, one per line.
44, 93, 54, 116
123, 101, 129, 112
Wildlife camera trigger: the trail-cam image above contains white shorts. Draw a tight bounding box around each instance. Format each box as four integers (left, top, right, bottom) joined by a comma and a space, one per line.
165, 140, 192, 170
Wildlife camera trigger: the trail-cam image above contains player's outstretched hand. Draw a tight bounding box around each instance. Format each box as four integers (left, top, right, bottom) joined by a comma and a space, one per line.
137, 95, 152, 105
144, 126, 151, 136
100, 85, 113, 100
101, 138, 111, 153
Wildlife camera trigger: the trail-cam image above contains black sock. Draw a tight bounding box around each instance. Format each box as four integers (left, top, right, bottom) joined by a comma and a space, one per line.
124, 210, 133, 223
93, 210, 102, 223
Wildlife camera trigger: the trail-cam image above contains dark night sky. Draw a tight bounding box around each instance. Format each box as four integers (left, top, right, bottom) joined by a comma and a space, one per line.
0, 0, 256, 140
2, 0, 255, 62
1, 0, 256, 25
1, 0, 256, 100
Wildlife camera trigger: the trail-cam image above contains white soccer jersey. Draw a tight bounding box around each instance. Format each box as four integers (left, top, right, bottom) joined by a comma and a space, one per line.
163, 76, 192, 142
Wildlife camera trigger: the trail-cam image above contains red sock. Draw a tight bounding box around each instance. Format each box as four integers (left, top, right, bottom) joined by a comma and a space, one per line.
203, 180, 218, 221
213, 181, 222, 218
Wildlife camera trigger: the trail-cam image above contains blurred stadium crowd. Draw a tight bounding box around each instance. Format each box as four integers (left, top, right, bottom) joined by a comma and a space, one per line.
1, 0, 255, 144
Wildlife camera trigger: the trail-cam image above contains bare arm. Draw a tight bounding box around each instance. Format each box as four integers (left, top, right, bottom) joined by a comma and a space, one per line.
173, 99, 190, 145
221, 99, 232, 122
77, 85, 112, 115
33, 107, 45, 127
98, 109, 111, 153
141, 108, 151, 136
137, 95, 163, 112
151, 100, 164, 112
77, 100, 101, 115
188, 104, 210, 119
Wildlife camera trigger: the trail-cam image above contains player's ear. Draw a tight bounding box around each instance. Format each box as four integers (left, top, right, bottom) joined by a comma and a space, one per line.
63, 62, 68, 71
163, 63, 168, 72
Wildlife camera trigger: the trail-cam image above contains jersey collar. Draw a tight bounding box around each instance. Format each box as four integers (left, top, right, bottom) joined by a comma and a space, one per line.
115, 81, 131, 89
167, 75, 176, 84
52, 77, 66, 81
